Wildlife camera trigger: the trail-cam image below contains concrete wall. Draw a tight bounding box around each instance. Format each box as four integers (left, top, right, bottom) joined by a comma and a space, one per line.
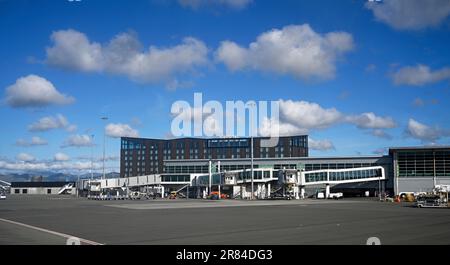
11, 187, 61, 195
397, 177, 450, 194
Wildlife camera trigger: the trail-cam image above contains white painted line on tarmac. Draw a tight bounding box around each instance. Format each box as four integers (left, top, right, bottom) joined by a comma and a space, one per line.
0, 217, 103, 245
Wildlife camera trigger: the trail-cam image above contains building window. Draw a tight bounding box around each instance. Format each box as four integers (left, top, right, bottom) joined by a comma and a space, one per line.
22, 189, 28, 194
47, 189, 52, 194
15, 189, 19, 194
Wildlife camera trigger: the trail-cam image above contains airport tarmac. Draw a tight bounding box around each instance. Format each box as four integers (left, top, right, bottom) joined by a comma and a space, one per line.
1, 195, 449, 245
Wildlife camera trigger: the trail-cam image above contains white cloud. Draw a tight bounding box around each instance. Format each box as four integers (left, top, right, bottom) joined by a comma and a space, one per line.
76, 155, 119, 162
392, 65, 450, 86
216, 24, 354, 80
179, 0, 252, 9
61, 134, 94, 148
54, 152, 70, 162
372, 148, 388, 155
346, 112, 396, 129
259, 100, 396, 139
28, 114, 76, 132
259, 117, 308, 137
412, 98, 425, 107
366, 0, 450, 30
105, 123, 139, 138
4, 75, 74, 108
309, 138, 335, 151
16, 153, 35, 162
16, 136, 48, 147
47, 29, 103, 71
46, 29, 209, 85
279, 100, 343, 131
405, 118, 448, 142
371, 129, 393, 140
365, 64, 377, 73
130, 117, 142, 127
0, 159, 102, 172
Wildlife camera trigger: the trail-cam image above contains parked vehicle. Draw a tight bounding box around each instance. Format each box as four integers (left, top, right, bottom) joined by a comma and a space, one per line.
415, 194, 447, 208
169, 191, 177, 199
328, 192, 344, 200
209, 191, 227, 199
316, 192, 325, 199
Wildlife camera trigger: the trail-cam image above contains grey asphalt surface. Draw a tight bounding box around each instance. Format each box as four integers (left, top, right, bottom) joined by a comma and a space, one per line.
1, 195, 449, 245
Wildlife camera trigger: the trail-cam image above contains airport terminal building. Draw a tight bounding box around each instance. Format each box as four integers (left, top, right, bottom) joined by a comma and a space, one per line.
390, 147, 450, 194
116, 135, 450, 197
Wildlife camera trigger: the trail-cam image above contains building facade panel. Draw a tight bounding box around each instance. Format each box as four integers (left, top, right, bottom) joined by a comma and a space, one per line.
120, 135, 308, 177
390, 147, 450, 194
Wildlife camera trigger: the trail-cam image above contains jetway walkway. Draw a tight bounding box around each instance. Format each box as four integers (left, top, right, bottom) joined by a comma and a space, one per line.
0, 180, 11, 187
87, 174, 162, 192
0, 180, 11, 192
80, 166, 385, 200
189, 166, 385, 199
58, 183, 74, 195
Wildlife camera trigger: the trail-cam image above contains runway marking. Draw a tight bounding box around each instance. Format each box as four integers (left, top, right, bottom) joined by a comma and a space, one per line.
0, 217, 103, 245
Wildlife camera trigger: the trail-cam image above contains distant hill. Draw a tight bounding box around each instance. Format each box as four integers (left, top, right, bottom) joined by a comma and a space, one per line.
0, 172, 120, 183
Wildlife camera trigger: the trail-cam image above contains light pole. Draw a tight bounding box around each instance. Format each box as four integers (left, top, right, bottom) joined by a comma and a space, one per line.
90, 134, 95, 180
208, 159, 212, 197
249, 102, 256, 200
251, 135, 254, 200
101, 117, 108, 180
378, 174, 381, 201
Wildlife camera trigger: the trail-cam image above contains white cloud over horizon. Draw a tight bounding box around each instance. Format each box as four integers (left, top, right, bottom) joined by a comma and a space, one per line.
54, 152, 70, 162
16, 153, 35, 162
0, 159, 103, 173
16, 136, 48, 147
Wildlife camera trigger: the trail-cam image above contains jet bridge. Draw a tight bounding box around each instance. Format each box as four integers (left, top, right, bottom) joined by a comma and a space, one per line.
0, 180, 11, 193
79, 166, 385, 200
193, 166, 385, 199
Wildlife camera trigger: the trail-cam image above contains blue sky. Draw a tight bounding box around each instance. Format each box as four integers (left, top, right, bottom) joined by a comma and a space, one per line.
1, 0, 450, 174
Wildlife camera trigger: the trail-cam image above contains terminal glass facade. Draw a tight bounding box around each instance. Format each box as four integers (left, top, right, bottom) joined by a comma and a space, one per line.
397, 150, 450, 177
120, 135, 308, 177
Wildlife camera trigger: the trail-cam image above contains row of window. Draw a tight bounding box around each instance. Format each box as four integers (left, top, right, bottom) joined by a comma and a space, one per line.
397, 151, 450, 177
124, 161, 161, 167
329, 169, 382, 181
304, 163, 376, 171
163, 164, 256, 174
237, 170, 272, 180
122, 137, 308, 152
13, 188, 53, 194
161, 175, 190, 182
290, 136, 308, 148
305, 172, 328, 183
207, 138, 250, 148
304, 168, 382, 183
